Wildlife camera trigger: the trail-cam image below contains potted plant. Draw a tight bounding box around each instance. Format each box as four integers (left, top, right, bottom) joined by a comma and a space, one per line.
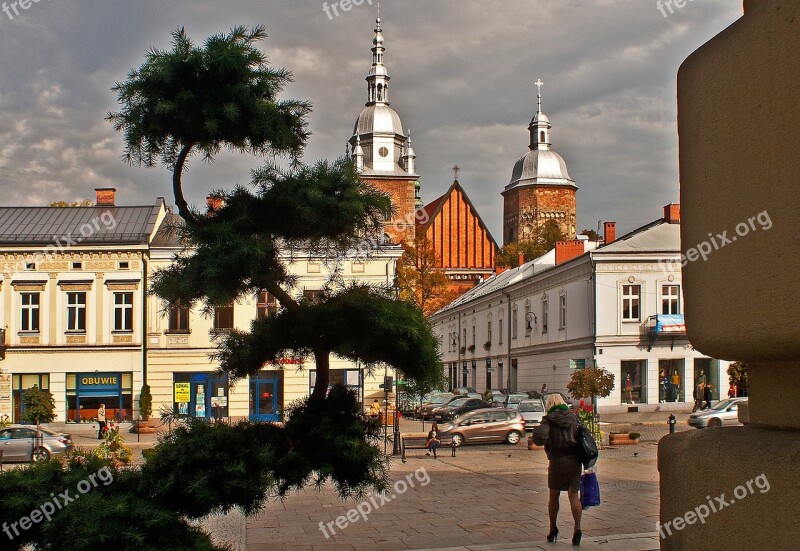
467, 344, 476, 353
459, 346, 466, 354
132, 384, 157, 434
609, 431, 640, 445
483, 340, 491, 351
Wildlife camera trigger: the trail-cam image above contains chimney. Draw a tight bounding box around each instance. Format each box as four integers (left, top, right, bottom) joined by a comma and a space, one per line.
95, 188, 116, 207
495, 266, 510, 276
604, 222, 617, 245
555, 240, 585, 265
206, 194, 224, 213
664, 203, 681, 224
518, 252, 525, 267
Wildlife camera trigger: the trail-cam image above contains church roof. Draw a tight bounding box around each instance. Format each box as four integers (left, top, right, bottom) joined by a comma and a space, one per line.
418, 180, 499, 250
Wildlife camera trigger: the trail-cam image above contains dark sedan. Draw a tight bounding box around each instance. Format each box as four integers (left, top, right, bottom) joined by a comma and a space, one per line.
432, 397, 490, 422
417, 394, 458, 419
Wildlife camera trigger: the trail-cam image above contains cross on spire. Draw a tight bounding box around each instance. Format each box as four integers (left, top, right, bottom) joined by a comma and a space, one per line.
453, 164, 460, 182
535, 78, 544, 112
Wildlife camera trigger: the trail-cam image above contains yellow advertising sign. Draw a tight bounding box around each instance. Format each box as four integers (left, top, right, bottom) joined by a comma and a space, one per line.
174, 383, 191, 403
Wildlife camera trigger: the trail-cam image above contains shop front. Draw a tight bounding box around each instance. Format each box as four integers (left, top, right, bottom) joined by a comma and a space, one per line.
173, 373, 229, 420
66, 372, 133, 423
12, 374, 50, 423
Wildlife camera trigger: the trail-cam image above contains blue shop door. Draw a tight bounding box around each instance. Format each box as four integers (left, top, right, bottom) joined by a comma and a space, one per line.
249, 379, 279, 422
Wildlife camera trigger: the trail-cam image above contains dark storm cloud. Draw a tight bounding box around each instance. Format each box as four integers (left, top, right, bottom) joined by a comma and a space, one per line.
0, 0, 741, 236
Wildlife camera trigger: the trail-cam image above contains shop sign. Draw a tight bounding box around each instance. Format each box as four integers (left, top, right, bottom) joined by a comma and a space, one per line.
174, 383, 190, 402
78, 373, 120, 391
0, 374, 11, 417
211, 396, 228, 408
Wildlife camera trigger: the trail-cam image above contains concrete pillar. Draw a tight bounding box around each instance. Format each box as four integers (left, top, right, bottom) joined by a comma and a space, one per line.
660, 1, 800, 549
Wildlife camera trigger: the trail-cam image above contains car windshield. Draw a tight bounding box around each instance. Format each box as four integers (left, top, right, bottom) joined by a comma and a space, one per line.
448, 398, 468, 407
710, 399, 739, 411
519, 401, 544, 412
431, 395, 453, 404
506, 395, 526, 403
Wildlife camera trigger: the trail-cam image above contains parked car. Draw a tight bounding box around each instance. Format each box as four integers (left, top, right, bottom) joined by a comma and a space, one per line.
483, 389, 507, 407
418, 394, 458, 419
453, 387, 477, 396
688, 397, 747, 428
432, 397, 490, 422
0, 425, 73, 462
518, 399, 546, 430
465, 392, 484, 400
524, 390, 544, 400
439, 408, 525, 446
502, 393, 530, 409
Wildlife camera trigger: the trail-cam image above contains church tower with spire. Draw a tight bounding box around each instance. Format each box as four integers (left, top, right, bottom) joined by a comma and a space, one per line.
349, 16, 420, 244
502, 80, 577, 246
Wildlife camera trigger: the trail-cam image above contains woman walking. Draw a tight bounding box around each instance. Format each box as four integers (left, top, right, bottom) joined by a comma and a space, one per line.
531, 394, 583, 545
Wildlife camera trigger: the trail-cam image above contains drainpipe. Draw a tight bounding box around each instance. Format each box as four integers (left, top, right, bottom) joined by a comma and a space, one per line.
142, 254, 148, 387
502, 289, 512, 392
457, 312, 462, 387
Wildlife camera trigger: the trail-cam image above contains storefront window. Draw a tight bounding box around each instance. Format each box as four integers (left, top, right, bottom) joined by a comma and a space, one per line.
659, 359, 685, 403
308, 369, 360, 396
66, 372, 132, 423
621, 360, 647, 404
12, 374, 49, 423
694, 358, 719, 402
173, 373, 229, 420
249, 371, 284, 422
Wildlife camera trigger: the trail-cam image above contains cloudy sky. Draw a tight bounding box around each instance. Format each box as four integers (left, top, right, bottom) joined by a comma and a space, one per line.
0, 0, 742, 240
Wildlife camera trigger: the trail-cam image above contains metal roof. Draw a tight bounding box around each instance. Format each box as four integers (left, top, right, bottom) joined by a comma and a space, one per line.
0, 203, 163, 245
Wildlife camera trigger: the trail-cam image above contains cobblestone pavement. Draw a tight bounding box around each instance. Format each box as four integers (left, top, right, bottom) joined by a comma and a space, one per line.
244, 430, 674, 551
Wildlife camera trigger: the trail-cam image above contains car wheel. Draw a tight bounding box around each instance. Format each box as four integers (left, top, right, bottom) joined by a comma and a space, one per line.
506, 430, 522, 445
32, 447, 50, 462
708, 418, 722, 428
451, 433, 464, 447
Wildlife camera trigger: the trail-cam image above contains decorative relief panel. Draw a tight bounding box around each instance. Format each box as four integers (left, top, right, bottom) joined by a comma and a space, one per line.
19, 336, 40, 344
167, 336, 190, 345
112, 335, 134, 344
106, 283, 139, 291
11, 283, 46, 292
66, 335, 87, 344
87, 262, 115, 270
58, 283, 93, 292
38, 262, 70, 271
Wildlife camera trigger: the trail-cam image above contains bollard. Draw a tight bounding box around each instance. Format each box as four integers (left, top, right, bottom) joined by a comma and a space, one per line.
668, 414, 676, 434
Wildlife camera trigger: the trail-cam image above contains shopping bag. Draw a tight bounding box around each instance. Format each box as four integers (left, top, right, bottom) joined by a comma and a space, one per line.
580, 472, 601, 509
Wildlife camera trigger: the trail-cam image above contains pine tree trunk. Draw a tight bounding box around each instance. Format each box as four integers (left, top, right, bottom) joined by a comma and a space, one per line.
311, 349, 330, 400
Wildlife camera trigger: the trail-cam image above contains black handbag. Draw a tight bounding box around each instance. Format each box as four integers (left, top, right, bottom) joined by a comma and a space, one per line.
575, 417, 599, 469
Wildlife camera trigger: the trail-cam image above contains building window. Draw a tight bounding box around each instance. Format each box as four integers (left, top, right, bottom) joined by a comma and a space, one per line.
512, 306, 518, 339
213, 301, 234, 331
167, 305, 190, 333
559, 294, 567, 329
487, 321, 492, 344
257, 291, 279, 319
20, 293, 40, 332
498, 317, 503, 344
471, 325, 476, 346
113, 292, 133, 332
66, 292, 86, 332
542, 296, 549, 333
662, 285, 680, 315
524, 300, 532, 335
659, 359, 685, 403
24, 262, 35, 271
118, 261, 130, 270
622, 285, 641, 321
303, 289, 324, 303
71, 262, 82, 270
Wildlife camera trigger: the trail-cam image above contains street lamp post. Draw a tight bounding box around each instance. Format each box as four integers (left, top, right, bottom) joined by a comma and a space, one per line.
392, 375, 401, 455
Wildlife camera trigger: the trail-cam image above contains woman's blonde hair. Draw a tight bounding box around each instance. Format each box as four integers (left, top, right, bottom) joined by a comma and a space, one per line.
545, 393, 565, 412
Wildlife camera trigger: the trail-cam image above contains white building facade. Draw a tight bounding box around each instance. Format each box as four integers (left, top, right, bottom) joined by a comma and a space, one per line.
431, 205, 729, 413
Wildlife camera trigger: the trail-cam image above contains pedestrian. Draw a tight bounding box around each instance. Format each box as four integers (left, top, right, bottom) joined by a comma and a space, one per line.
692, 380, 705, 412
703, 383, 713, 410
369, 399, 381, 419
97, 403, 106, 440
541, 383, 548, 396
728, 383, 737, 398
425, 422, 440, 458
531, 394, 583, 546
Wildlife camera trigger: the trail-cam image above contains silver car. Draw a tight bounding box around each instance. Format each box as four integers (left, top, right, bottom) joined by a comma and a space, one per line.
518, 399, 546, 431
0, 425, 73, 462
688, 397, 747, 428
